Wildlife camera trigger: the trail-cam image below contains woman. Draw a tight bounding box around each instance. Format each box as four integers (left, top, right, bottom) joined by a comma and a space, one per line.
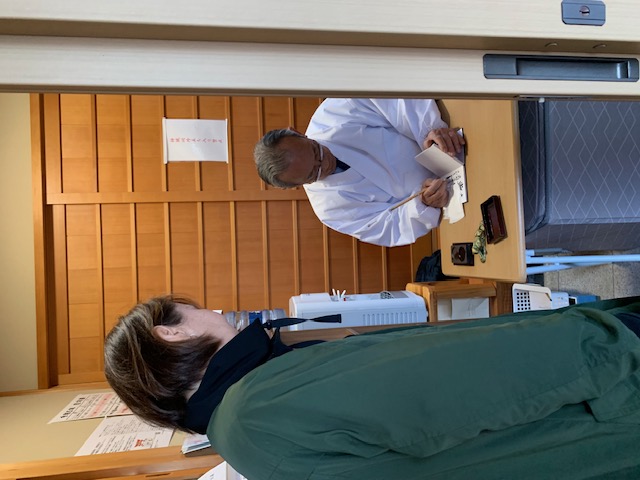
105, 295, 640, 479
104, 296, 238, 430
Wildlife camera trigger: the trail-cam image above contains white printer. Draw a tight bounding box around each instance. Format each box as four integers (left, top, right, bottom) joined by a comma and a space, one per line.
288, 290, 428, 331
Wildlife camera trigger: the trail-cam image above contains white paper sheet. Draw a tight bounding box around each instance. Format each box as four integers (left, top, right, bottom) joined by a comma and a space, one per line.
437, 298, 490, 321
75, 416, 174, 456
49, 392, 132, 423
163, 118, 229, 163
443, 187, 465, 224
415, 144, 464, 178
447, 164, 468, 204
197, 462, 247, 480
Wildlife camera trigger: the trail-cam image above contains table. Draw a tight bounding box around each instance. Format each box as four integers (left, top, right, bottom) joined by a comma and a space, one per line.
437, 99, 527, 283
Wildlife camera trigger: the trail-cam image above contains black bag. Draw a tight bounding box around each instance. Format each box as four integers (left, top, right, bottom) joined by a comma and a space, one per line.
415, 250, 459, 282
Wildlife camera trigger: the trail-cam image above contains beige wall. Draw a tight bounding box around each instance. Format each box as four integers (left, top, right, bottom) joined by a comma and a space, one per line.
0, 93, 37, 392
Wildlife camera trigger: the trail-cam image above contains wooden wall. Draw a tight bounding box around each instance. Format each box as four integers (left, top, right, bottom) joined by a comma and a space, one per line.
31, 93, 432, 387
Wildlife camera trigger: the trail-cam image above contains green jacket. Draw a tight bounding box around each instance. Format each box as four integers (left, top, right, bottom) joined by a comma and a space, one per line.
209, 298, 640, 479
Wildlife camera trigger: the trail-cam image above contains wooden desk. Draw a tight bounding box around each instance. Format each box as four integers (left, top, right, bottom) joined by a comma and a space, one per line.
437, 99, 526, 283
0, 447, 220, 480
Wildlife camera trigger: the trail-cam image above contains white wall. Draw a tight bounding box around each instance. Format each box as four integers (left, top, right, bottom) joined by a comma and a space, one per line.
0, 93, 37, 392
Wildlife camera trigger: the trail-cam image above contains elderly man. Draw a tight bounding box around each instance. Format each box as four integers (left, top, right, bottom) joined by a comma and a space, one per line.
254, 98, 464, 247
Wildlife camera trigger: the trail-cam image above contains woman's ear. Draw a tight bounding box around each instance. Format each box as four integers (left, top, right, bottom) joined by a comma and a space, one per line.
153, 325, 185, 343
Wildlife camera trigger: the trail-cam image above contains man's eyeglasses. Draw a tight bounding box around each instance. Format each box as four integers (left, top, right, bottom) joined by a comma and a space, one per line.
315, 141, 324, 182
304, 140, 324, 184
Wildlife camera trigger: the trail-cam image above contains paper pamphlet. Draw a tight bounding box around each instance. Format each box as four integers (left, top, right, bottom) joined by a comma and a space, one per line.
49, 392, 132, 423
75, 415, 174, 456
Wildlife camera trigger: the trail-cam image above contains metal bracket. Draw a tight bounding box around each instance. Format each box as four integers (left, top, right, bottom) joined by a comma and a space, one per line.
562, 0, 606, 25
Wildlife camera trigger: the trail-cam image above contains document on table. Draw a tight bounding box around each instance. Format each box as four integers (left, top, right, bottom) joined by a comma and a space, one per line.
49, 392, 132, 423
75, 415, 174, 456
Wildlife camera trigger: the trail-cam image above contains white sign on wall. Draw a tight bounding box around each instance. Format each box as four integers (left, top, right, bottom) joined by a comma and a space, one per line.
162, 118, 229, 164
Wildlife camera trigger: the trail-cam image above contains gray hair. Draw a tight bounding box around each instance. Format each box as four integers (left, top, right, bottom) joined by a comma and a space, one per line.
254, 129, 305, 188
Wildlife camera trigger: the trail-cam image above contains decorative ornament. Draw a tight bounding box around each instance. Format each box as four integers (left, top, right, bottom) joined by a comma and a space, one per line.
472, 221, 488, 263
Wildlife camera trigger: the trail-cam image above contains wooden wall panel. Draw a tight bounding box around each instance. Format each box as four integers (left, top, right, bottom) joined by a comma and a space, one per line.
131, 95, 164, 192
235, 201, 266, 309
60, 94, 96, 193
102, 204, 136, 332
69, 303, 101, 338
52, 205, 69, 376
165, 96, 198, 118
230, 97, 262, 192
263, 97, 291, 132
43, 94, 62, 195
169, 203, 202, 299
328, 230, 356, 295
96, 95, 130, 193
33, 93, 433, 387
69, 337, 102, 374
266, 201, 296, 310
65, 204, 102, 376
293, 98, 322, 132
386, 247, 414, 291
358, 242, 385, 293
136, 203, 168, 300
167, 161, 200, 191
297, 201, 326, 294
203, 203, 234, 311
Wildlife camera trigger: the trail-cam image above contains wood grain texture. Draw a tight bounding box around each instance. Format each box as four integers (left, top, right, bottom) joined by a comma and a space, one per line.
4, 37, 640, 99
438, 99, 526, 283
0, 446, 221, 480
32, 93, 431, 388
3, 1, 640, 50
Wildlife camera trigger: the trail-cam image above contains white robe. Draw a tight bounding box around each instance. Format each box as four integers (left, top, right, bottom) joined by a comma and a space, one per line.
304, 98, 448, 247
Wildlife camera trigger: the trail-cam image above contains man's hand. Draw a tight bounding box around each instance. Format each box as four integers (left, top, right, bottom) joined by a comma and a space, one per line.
420, 178, 449, 208
423, 127, 465, 156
